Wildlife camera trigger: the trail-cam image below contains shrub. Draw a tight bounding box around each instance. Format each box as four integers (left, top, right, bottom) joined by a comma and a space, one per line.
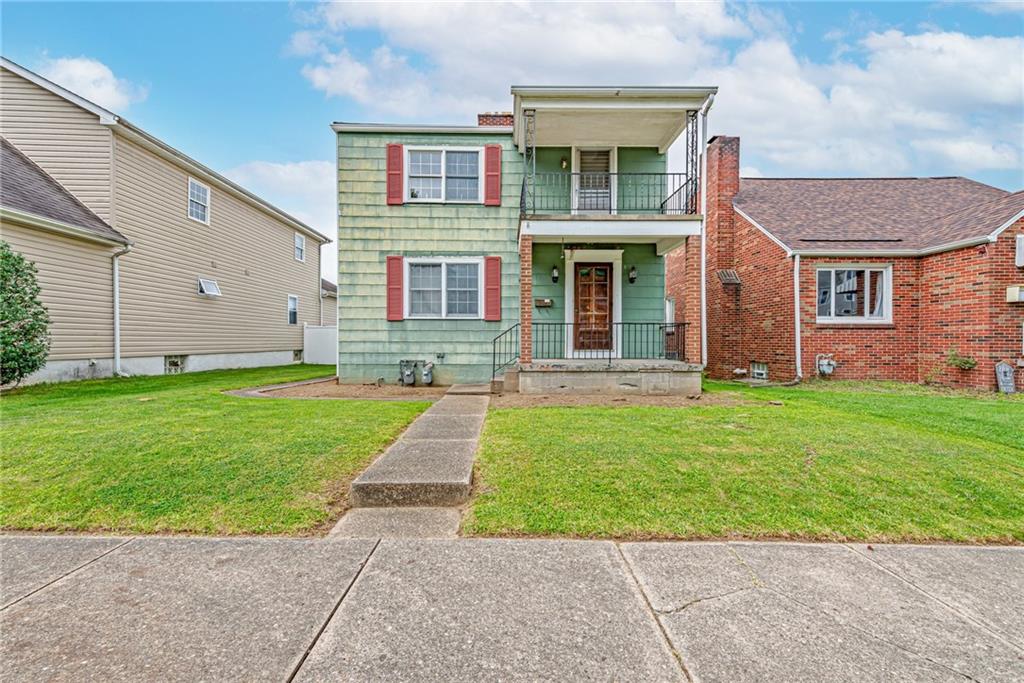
946, 347, 978, 371
1, 241, 50, 386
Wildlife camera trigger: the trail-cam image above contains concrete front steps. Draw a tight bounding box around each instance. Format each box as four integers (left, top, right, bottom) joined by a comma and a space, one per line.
347, 391, 488, 509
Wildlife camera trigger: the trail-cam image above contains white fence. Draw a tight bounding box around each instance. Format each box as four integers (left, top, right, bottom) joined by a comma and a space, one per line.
303, 324, 337, 365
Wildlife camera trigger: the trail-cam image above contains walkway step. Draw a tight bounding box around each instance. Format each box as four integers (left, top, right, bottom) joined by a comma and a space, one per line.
329, 507, 461, 538
446, 383, 491, 395
349, 394, 488, 507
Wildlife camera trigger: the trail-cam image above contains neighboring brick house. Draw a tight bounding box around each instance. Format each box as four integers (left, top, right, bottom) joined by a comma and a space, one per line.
669, 135, 1024, 391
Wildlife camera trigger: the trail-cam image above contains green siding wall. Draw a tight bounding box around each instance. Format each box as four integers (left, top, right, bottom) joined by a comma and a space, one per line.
529, 243, 666, 358
617, 147, 668, 214
336, 131, 522, 384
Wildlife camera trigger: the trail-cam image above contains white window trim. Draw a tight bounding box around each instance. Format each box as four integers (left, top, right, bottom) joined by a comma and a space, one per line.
187, 177, 211, 225
404, 146, 484, 204
403, 256, 485, 319
287, 294, 299, 325
814, 264, 893, 324
561, 248, 623, 359
294, 232, 306, 262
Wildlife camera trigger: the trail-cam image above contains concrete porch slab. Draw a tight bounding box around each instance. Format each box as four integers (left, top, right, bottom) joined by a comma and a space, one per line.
0, 536, 127, 608
294, 539, 683, 682
518, 360, 702, 395
0, 537, 375, 682
329, 507, 462, 539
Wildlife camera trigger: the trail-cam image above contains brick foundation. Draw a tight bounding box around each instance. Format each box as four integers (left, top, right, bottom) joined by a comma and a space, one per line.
519, 235, 533, 363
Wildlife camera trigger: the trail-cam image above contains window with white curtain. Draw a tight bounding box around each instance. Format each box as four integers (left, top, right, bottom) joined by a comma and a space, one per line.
816, 267, 891, 323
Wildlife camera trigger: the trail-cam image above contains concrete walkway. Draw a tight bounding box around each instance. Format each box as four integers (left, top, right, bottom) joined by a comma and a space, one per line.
2, 535, 1021, 681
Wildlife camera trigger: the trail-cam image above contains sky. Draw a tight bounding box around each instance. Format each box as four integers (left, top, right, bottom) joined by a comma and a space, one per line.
3, 1, 1023, 280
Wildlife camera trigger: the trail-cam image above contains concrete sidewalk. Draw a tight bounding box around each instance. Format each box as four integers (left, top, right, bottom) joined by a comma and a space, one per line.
2, 535, 1022, 682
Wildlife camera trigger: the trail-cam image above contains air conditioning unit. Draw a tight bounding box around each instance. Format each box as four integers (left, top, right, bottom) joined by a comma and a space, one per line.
1007, 285, 1024, 303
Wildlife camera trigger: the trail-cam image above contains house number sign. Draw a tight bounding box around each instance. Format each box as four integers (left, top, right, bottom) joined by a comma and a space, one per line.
995, 361, 1016, 394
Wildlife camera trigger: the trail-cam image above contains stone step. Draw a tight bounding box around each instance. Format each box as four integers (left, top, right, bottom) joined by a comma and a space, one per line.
446, 383, 492, 395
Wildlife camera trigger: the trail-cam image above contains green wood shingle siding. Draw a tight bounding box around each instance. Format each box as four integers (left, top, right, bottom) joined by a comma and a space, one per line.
337, 132, 522, 384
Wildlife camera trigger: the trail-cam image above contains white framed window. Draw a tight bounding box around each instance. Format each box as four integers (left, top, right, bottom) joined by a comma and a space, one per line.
815, 266, 892, 324
187, 178, 210, 224
406, 147, 483, 203
294, 233, 306, 262
404, 257, 483, 319
197, 278, 221, 298
751, 361, 769, 380
287, 294, 298, 325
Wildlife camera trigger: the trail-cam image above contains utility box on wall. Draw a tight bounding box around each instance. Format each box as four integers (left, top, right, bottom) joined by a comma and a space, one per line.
1006, 285, 1024, 303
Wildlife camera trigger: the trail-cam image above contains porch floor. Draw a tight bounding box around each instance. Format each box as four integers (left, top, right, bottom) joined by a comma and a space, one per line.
514, 359, 702, 396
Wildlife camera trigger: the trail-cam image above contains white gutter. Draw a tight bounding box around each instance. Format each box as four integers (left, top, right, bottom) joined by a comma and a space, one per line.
793, 254, 803, 379
699, 93, 714, 367
0, 207, 127, 246
331, 123, 511, 135
112, 243, 132, 376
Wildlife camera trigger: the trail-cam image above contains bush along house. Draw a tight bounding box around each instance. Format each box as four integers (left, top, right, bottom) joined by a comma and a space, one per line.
669, 135, 1024, 391
334, 86, 716, 394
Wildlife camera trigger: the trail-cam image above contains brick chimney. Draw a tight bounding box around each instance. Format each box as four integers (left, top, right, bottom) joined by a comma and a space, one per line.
702, 136, 742, 377
478, 112, 514, 127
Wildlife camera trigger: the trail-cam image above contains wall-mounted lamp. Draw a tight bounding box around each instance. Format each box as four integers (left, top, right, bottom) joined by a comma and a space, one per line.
560, 157, 568, 170
628, 266, 638, 284
551, 265, 560, 283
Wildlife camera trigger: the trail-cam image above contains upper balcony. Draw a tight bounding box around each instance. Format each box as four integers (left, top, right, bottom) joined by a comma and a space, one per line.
512, 86, 716, 221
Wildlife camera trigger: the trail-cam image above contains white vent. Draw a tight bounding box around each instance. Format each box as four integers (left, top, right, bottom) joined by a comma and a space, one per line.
751, 362, 769, 381
1016, 235, 1023, 268
198, 278, 221, 297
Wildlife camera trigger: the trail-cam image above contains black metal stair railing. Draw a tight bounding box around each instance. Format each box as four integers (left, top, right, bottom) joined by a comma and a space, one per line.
491, 323, 520, 379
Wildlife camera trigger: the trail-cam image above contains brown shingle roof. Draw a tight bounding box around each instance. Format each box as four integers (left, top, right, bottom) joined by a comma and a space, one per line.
0, 137, 128, 244
321, 278, 337, 295
733, 177, 1018, 253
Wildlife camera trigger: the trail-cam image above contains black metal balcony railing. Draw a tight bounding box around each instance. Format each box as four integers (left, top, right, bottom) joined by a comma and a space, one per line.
521, 173, 698, 216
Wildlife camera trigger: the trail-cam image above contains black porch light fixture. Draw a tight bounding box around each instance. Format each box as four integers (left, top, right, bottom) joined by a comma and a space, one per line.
551, 265, 560, 283
628, 266, 638, 284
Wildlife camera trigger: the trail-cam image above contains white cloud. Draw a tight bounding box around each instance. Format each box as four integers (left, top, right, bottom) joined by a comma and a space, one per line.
39, 56, 148, 112
975, 1, 1024, 14
225, 160, 337, 279
292, 3, 1023, 184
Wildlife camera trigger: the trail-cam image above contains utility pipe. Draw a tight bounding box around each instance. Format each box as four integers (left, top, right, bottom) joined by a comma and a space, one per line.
111, 243, 132, 376
793, 254, 803, 380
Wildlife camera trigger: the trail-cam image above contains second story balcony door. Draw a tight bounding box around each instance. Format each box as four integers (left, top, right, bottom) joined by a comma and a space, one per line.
574, 149, 615, 214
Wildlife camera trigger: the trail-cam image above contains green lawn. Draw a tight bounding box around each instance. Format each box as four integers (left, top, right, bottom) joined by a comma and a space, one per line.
465, 381, 1024, 543
1, 366, 429, 535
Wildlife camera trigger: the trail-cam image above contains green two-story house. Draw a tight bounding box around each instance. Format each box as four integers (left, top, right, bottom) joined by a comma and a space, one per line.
333, 86, 716, 394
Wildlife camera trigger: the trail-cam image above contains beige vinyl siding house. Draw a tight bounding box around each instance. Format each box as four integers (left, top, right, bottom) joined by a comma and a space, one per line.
0, 58, 330, 382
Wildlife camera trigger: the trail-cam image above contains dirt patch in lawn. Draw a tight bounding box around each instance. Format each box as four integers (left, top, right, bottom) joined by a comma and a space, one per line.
262, 379, 447, 400
490, 390, 750, 408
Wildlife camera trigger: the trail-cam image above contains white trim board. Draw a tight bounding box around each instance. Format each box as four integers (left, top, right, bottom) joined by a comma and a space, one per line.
560, 249, 623, 359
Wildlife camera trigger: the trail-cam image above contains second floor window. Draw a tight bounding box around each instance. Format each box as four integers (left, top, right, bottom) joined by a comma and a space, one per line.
407, 148, 481, 203
294, 233, 305, 262
188, 178, 210, 224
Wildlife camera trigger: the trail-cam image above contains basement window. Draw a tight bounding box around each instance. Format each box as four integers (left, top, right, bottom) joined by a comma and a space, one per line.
816, 266, 892, 324
751, 362, 769, 381
197, 278, 222, 298
164, 355, 186, 375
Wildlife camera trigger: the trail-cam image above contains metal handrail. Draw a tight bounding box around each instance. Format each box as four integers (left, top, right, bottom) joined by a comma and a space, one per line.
521, 172, 697, 216
491, 323, 520, 378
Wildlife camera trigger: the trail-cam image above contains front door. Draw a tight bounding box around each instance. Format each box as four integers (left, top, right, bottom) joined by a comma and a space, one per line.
574, 263, 613, 351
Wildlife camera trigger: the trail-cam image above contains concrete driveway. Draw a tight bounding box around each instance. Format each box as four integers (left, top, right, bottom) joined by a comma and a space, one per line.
2, 535, 1021, 681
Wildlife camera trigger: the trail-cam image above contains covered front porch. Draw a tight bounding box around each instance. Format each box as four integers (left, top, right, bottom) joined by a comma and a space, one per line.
492, 236, 703, 395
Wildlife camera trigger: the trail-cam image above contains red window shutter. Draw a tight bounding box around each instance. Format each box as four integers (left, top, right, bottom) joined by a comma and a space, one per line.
484, 256, 502, 321
386, 255, 404, 321
386, 144, 404, 205
483, 144, 502, 206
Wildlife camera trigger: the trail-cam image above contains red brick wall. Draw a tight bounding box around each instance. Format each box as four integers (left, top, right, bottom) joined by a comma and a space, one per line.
919, 218, 1024, 390
735, 214, 797, 380
665, 236, 702, 363
800, 257, 921, 382
519, 235, 533, 363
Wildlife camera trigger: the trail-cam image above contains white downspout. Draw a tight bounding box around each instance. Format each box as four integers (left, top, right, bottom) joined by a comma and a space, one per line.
112, 243, 132, 376
793, 254, 803, 380
699, 94, 714, 367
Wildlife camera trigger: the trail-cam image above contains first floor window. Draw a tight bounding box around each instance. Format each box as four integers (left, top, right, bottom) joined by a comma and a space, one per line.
287, 295, 298, 325
816, 267, 891, 323
188, 178, 210, 224
294, 233, 306, 261
407, 259, 482, 318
